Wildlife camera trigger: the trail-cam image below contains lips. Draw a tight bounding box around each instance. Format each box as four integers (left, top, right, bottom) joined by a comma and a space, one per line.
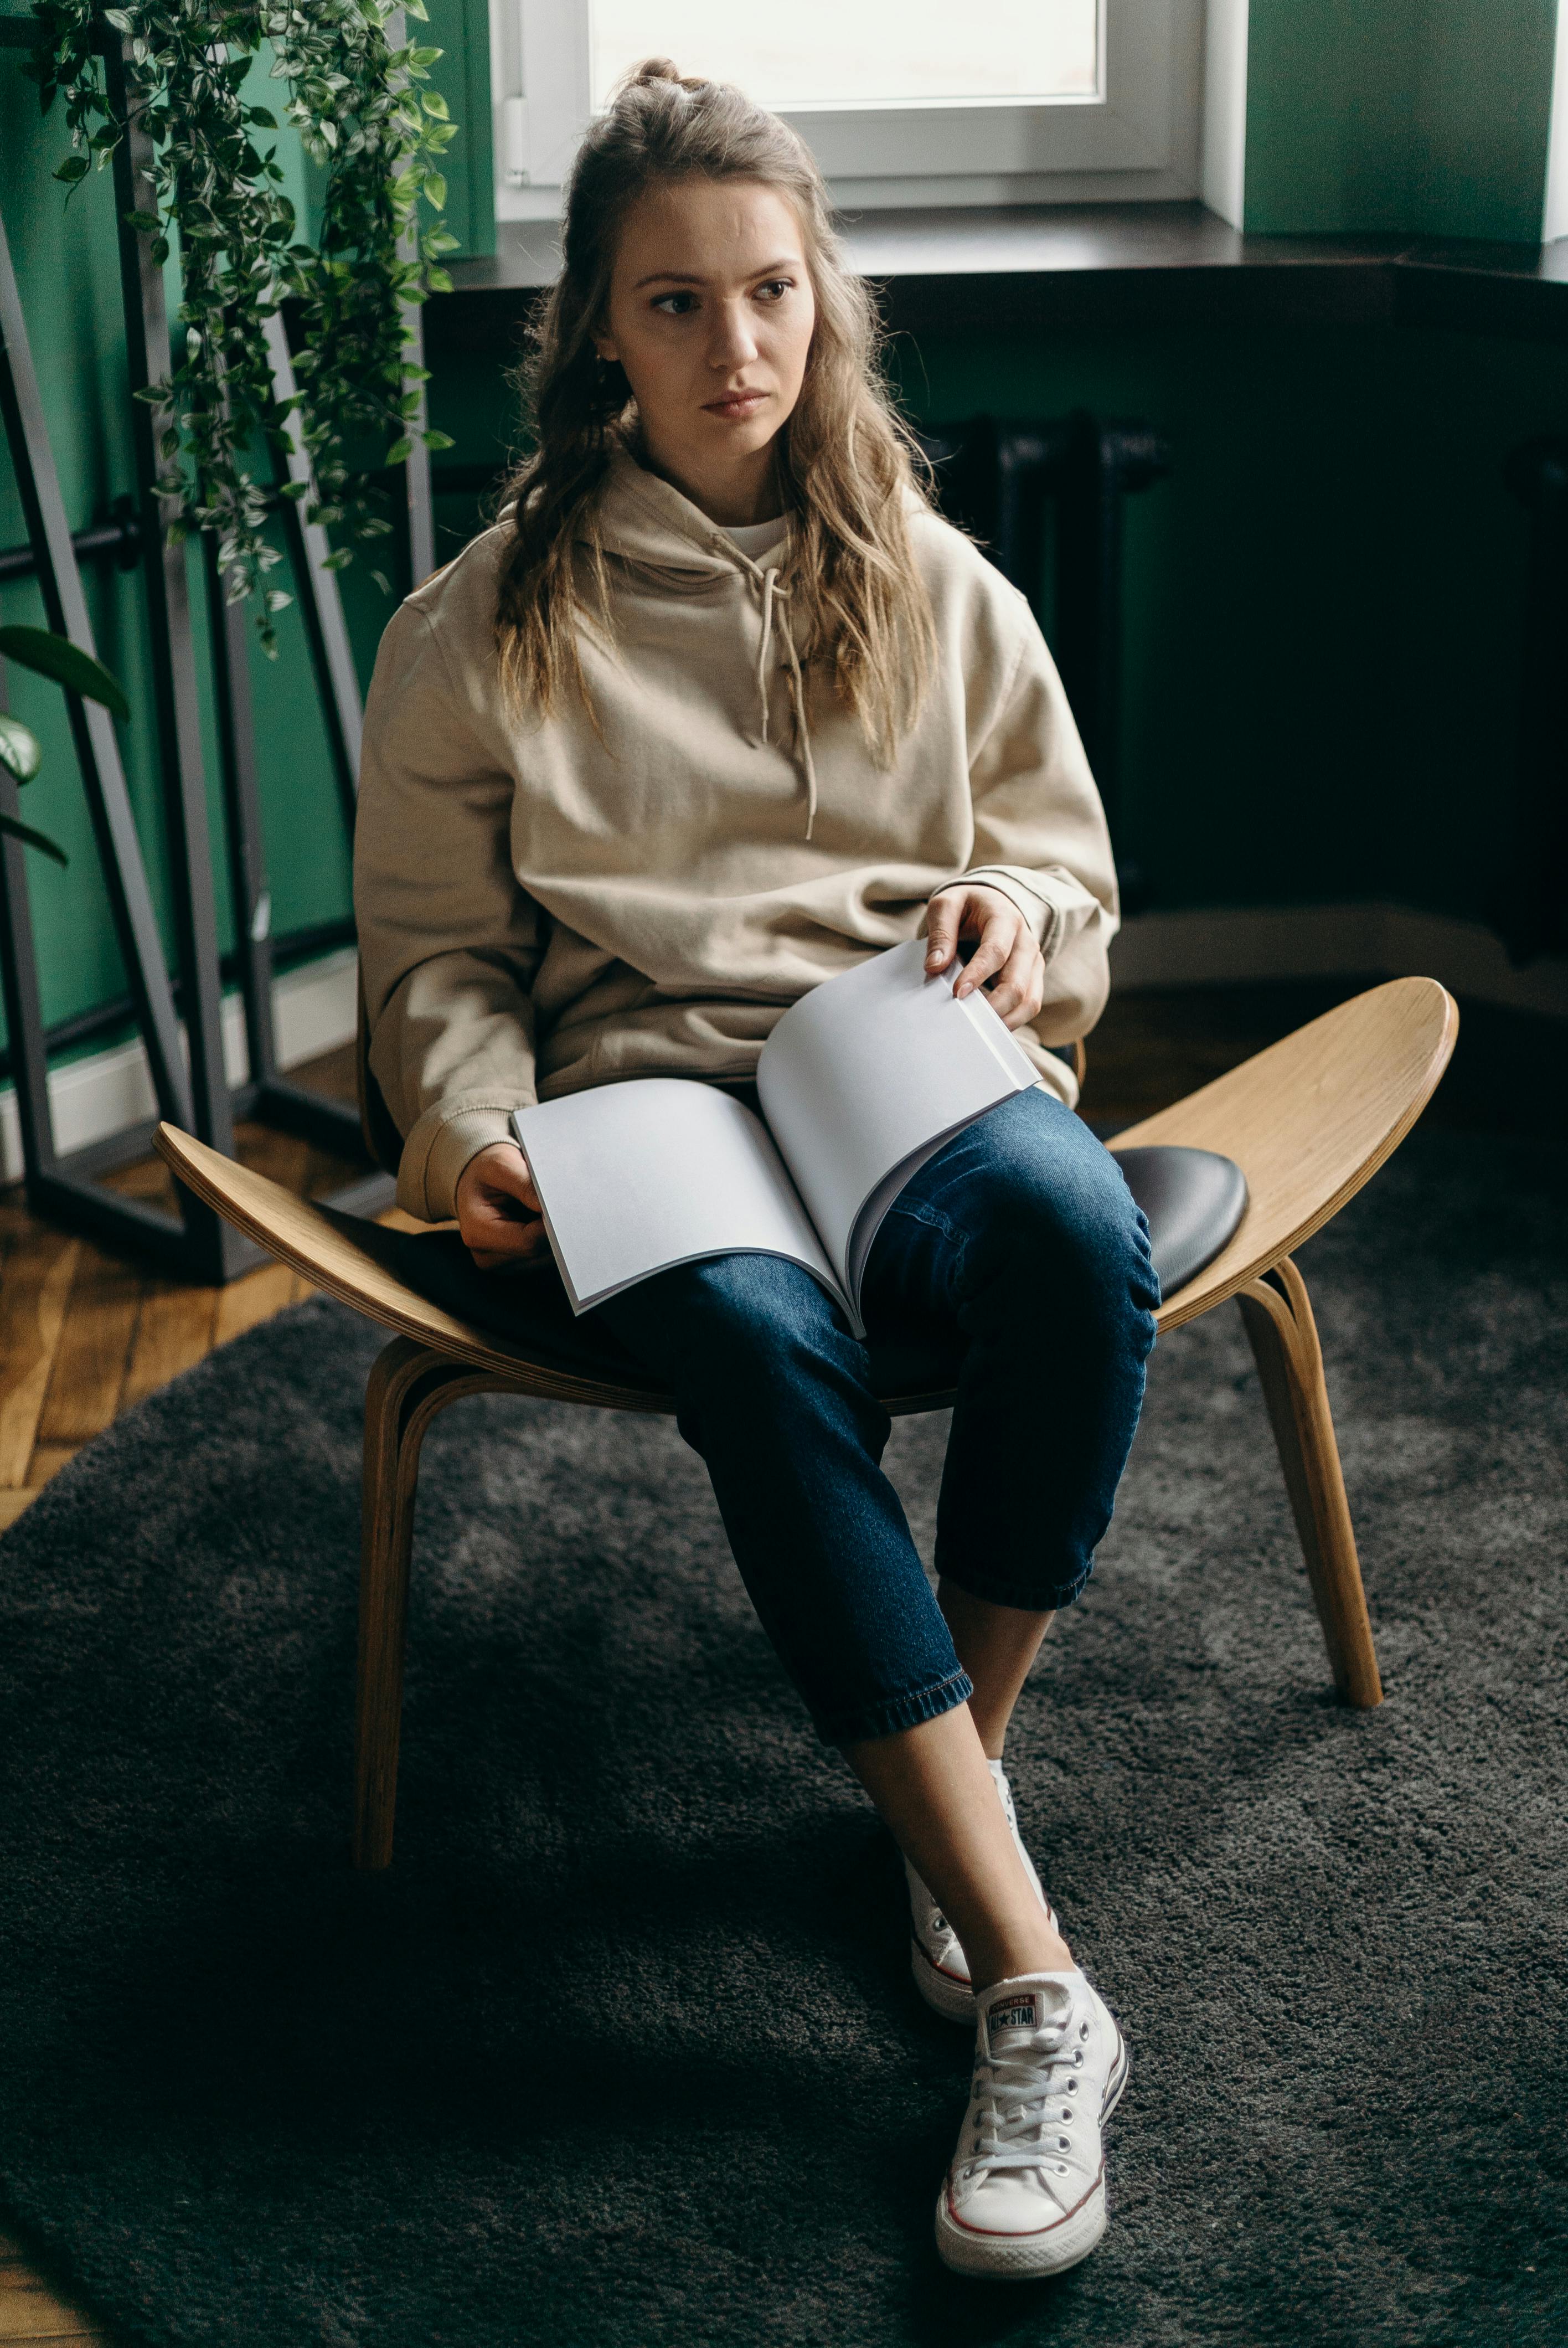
703, 390, 768, 419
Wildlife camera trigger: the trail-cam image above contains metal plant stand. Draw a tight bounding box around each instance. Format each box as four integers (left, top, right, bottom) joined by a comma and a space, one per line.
0, 20, 425, 1276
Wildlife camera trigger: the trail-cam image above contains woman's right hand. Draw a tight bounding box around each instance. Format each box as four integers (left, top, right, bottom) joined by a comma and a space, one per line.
454, 1141, 549, 1270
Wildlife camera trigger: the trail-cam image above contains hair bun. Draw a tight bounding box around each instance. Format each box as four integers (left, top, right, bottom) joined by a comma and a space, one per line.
631, 57, 685, 86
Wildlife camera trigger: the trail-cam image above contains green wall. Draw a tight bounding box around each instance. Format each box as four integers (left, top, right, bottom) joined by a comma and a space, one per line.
0, 5, 493, 1051
0, 37, 364, 1046
1245, 0, 1559, 240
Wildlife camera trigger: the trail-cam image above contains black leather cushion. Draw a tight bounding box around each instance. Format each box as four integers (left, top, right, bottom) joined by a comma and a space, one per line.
1116, 1145, 1249, 1299
338, 1140, 1247, 1403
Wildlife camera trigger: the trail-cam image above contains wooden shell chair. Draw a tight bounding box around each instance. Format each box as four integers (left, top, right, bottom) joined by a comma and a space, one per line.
155, 975, 1456, 1870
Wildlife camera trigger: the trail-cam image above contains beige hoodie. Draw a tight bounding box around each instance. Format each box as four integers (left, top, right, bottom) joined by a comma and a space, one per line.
354, 450, 1118, 1223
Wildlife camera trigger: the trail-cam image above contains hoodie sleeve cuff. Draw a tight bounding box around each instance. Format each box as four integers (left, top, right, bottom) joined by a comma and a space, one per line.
396, 1092, 538, 1224
927, 867, 1059, 952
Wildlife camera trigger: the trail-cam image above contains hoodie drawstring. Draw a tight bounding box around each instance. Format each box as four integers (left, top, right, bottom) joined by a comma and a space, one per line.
752, 563, 818, 842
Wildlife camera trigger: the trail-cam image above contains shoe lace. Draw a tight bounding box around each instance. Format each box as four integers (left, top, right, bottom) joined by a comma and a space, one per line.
962, 2017, 1085, 2182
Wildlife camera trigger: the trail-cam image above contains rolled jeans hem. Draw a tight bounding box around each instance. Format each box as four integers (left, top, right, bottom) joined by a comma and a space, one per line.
933, 1557, 1097, 1613
817, 1666, 974, 1749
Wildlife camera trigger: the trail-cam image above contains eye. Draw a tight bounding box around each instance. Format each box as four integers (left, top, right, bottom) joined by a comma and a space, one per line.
651, 290, 697, 316
755, 278, 793, 303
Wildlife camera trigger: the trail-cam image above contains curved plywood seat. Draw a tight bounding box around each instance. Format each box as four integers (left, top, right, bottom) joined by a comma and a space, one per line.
158, 974, 1456, 1374
155, 974, 1459, 1853
153, 1126, 675, 1408
1112, 976, 1457, 1331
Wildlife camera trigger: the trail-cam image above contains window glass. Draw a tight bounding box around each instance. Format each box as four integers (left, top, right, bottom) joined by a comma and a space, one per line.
589, 0, 1099, 112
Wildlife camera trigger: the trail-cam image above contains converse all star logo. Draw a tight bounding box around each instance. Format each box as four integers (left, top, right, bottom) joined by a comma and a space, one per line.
988, 1995, 1039, 2033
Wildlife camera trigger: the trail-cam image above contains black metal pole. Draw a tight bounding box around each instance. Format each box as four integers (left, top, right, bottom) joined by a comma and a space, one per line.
0, 199, 194, 1135
105, 34, 251, 1278
263, 313, 363, 832
0, 657, 55, 1180
387, 7, 436, 591
203, 534, 280, 1090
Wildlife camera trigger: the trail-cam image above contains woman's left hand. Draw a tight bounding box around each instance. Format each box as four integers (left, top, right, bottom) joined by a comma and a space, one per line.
924, 883, 1045, 1029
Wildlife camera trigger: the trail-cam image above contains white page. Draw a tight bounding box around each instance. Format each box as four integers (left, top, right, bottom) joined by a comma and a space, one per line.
755, 938, 1039, 1310
513, 1079, 850, 1322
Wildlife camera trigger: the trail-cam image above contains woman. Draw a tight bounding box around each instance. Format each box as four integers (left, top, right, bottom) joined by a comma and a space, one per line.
354, 59, 1158, 2281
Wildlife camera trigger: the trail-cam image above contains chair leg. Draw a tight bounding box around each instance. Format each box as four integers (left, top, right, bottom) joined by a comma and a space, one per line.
354, 1336, 481, 1869
1236, 1257, 1384, 1709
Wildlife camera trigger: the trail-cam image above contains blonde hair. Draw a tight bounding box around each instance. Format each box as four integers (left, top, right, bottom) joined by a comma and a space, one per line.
493, 58, 935, 762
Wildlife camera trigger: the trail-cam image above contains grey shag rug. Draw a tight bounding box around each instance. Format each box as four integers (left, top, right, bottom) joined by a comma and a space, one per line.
1, 1130, 1564, 2348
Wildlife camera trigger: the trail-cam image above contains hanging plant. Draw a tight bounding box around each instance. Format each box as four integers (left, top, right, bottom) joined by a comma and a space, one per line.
23, 0, 459, 653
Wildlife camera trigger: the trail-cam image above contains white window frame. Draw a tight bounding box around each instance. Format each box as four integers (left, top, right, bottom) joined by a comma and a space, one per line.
491, 0, 1210, 222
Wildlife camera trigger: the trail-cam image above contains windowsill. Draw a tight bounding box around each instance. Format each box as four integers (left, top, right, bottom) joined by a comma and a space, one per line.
442, 200, 1568, 341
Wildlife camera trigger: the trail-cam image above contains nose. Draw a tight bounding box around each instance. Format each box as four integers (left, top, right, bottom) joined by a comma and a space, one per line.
709, 296, 759, 374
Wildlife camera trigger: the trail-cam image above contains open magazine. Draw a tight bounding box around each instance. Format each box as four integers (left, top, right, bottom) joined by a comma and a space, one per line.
512, 938, 1041, 1339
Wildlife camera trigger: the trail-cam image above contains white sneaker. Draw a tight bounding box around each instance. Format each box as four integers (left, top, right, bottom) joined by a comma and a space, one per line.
935, 1970, 1128, 2280
906, 1760, 1057, 2023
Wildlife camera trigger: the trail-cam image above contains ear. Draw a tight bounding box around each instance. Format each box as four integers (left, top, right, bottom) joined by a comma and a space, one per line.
591, 328, 620, 364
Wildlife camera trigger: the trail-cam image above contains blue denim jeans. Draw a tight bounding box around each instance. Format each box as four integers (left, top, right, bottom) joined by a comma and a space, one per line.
594, 1089, 1159, 1745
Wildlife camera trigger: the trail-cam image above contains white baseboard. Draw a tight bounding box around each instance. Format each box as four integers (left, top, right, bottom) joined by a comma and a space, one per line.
1112, 902, 1568, 1020
0, 946, 359, 1187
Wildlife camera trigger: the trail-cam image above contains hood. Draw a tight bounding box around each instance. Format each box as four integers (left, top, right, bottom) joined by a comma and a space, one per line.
576, 445, 791, 578
575, 447, 818, 836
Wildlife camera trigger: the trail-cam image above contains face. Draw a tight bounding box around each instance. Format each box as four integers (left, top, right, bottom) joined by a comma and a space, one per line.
593, 176, 817, 519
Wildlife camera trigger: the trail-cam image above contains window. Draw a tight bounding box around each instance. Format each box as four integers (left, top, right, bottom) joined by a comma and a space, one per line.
491, 0, 1205, 220
588, 3, 1098, 113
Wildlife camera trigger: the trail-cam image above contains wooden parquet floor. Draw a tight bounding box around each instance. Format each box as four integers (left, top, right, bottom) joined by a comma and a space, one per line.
0, 1123, 355, 1537
0, 981, 1556, 2344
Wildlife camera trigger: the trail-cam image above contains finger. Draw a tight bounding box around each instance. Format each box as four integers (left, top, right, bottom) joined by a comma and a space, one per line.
952, 912, 1018, 998
478, 1180, 542, 1222
469, 1241, 548, 1274
467, 1216, 548, 1265
924, 892, 963, 972
983, 942, 1031, 1022
472, 1196, 544, 1243
989, 944, 1045, 1027
487, 1150, 541, 1211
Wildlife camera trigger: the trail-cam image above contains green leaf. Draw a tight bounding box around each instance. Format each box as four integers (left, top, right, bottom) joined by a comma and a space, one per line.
319, 548, 353, 572
421, 89, 448, 119
0, 715, 44, 785
101, 8, 133, 29
402, 0, 429, 17
0, 811, 69, 868
247, 105, 277, 127
422, 173, 446, 211
54, 153, 89, 184
265, 590, 292, 614
0, 627, 131, 721
422, 428, 455, 451
424, 265, 453, 294
383, 436, 412, 466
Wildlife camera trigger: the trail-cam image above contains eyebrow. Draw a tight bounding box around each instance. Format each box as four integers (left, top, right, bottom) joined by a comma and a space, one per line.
632, 258, 801, 290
